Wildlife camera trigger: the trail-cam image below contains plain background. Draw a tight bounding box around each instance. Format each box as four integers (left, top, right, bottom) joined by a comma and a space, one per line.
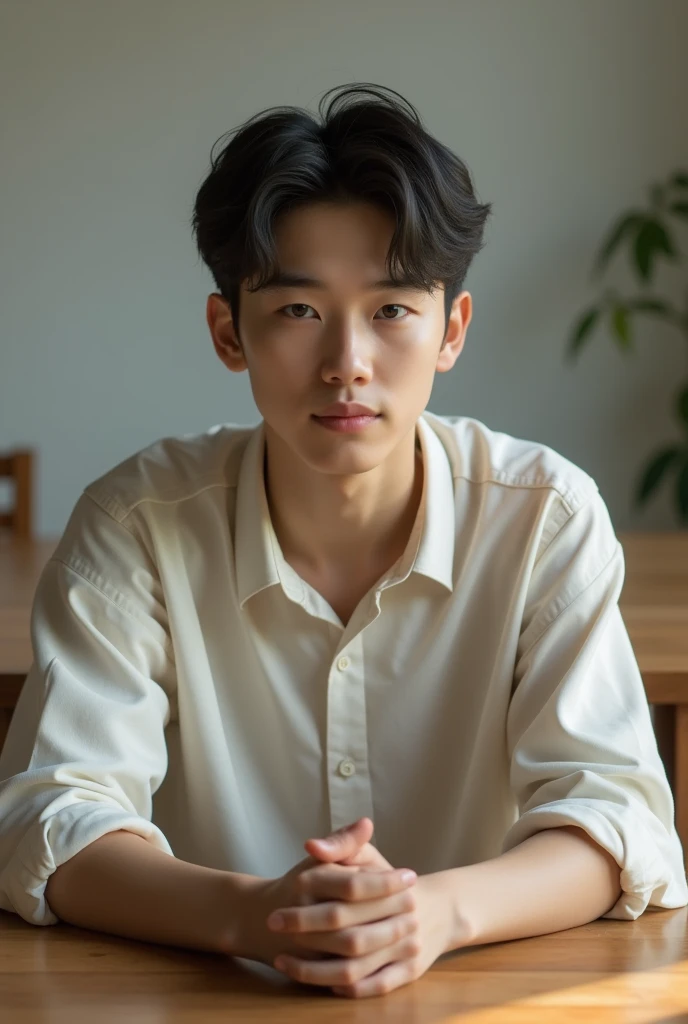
1, 0, 687, 538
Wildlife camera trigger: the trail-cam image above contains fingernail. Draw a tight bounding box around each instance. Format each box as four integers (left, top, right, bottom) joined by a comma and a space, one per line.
318, 838, 335, 847
400, 870, 417, 884
268, 913, 285, 930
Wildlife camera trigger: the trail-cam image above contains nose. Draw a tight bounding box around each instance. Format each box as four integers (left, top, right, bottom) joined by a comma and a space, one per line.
320, 328, 374, 385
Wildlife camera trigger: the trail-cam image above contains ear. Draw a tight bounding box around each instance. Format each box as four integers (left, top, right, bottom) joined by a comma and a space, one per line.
206, 292, 247, 373
436, 291, 472, 374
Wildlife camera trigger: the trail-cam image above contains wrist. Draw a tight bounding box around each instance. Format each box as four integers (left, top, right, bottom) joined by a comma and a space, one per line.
215, 871, 271, 959
428, 868, 477, 953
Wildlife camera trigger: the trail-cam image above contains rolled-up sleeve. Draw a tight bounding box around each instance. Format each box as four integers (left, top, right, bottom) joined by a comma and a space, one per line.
502, 487, 688, 920
0, 494, 176, 926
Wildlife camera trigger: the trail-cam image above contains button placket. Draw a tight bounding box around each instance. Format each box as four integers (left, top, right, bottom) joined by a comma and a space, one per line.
326, 639, 375, 830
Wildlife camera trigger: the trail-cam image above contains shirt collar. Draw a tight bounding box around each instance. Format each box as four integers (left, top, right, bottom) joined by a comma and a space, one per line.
234, 411, 455, 609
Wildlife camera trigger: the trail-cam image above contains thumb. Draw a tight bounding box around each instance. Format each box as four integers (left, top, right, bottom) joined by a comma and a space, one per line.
304, 817, 374, 862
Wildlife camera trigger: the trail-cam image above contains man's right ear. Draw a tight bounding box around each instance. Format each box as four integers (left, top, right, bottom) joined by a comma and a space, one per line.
206, 292, 247, 373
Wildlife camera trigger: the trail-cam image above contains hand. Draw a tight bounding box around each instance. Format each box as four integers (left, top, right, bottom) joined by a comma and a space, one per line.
269, 818, 454, 998
238, 817, 417, 969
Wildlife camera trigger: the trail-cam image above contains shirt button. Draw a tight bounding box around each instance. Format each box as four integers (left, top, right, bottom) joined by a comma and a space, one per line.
337, 656, 350, 671
338, 758, 356, 777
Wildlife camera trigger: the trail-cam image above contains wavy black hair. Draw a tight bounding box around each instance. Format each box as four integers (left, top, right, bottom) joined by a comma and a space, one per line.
191, 83, 492, 346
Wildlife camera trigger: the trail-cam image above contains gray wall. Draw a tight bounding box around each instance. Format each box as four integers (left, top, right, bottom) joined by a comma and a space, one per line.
2, 0, 687, 538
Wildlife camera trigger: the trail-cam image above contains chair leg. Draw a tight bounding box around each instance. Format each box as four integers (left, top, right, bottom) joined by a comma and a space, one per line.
0, 708, 13, 756
653, 704, 676, 793
0, 674, 26, 758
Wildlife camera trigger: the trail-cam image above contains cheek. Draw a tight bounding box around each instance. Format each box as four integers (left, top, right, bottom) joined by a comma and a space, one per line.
247, 352, 313, 408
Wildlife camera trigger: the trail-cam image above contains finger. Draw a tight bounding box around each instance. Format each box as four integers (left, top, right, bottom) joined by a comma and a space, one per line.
336, 846, 394, 870
291, 911, 418, 958
298, 862, 416, 903
274, 931, 421, 989
269, 886, 416, 934
304, 818, 373, 862
332, 958, 416, 998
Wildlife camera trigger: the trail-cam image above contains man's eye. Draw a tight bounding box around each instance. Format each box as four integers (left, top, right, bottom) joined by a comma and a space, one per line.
277, 304, 411, 320
377, 304, 410, 320
279, 304, 315, 318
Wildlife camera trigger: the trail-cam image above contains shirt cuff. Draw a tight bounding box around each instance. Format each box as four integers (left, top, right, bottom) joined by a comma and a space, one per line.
500, 799, 688, 920
0, 801, 174, 926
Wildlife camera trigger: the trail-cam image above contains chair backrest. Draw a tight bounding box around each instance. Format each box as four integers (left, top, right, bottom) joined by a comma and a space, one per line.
0, 449, 33, 540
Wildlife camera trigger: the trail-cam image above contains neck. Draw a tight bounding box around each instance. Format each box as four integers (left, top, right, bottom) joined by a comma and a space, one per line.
264, 424, 423, 575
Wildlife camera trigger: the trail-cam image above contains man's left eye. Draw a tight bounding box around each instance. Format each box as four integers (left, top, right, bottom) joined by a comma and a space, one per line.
377, 305, 410, 319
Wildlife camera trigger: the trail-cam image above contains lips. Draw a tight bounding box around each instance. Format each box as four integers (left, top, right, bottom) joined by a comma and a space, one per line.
314, 403, 379, 418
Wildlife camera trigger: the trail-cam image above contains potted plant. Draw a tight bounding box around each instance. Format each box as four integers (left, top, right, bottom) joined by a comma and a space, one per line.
566, 170, 688, 525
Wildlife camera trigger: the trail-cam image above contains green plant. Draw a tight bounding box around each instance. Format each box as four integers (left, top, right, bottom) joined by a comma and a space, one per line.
566, 170, 688, 525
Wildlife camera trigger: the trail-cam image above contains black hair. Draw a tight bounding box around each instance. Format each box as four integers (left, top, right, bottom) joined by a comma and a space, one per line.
191, 82, 492, 346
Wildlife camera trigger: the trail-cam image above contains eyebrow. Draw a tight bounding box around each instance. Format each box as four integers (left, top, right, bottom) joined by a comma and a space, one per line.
253, 272, 425, 293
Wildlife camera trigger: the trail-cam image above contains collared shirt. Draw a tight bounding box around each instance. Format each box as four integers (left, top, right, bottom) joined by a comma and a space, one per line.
0, 410, 686, 926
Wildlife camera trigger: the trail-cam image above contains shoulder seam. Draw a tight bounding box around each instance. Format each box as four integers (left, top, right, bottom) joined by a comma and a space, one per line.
47, 555, 175, 659
452, 472, 592, 516
84, 479, 236, 524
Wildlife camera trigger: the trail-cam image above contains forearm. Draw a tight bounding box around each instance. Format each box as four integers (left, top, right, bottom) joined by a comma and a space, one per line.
437, 825, 623, 952
44, 829, 264, 955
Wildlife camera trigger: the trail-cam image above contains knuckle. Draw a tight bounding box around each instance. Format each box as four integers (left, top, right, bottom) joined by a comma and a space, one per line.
405, 936, 422, 957
344, 932, 363, 956
341, 963, 359, 985
400, 913, 417, 935
288, 959, 303, 979
325, 905, 343, 929
344, 876, 359, 900
403, 889, 417, 911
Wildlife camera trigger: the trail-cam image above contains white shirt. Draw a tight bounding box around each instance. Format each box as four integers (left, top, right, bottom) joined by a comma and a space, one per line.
1, 410, 686, 927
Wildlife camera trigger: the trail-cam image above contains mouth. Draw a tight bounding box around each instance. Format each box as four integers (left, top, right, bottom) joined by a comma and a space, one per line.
311, 413, 381, 432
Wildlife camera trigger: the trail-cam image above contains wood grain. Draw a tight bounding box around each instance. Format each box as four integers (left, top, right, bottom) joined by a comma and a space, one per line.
0, 904, 687, 1021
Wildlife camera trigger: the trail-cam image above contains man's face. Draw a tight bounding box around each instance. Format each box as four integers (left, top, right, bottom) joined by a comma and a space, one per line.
208, 200, 470, 477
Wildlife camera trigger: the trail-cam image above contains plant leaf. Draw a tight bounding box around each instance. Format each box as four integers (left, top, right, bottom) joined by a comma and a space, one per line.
677, 458, 688, 521
592, 213, 643, 277
678, 386, 688, 433
611, 304, 632, 349
635, 446, 682, 506
668, 201, 688, 219
633, 219, 677, 282
628, 298, 674, 315
567, 307, 600, 359
670, 171, 688, 189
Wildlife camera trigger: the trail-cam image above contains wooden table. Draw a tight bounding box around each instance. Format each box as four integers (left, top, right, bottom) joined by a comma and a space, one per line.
0, 902, 686, 1021
617, 532, 688, 857
2, 532, 688, 848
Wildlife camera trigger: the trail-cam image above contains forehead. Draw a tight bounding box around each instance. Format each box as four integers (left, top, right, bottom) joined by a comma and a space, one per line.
247, 202, 437, 296
268, 201, 395, 273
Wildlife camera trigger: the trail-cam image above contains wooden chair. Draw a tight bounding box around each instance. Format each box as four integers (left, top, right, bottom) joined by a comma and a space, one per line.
0, 449, 33, 540
0, 449, 34, 751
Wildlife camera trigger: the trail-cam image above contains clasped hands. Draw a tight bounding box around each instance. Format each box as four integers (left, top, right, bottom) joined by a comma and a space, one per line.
257, 816, 452, 999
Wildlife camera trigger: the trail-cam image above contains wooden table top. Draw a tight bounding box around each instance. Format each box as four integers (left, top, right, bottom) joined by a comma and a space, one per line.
1, 531, 688, 677
1, 904, 687, 1022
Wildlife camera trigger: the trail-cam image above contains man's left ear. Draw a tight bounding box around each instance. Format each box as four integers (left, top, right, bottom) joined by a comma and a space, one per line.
437, 291, 471, 373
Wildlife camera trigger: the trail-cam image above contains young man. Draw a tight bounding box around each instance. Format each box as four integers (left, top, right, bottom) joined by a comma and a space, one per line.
0, 83, 686, 1000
